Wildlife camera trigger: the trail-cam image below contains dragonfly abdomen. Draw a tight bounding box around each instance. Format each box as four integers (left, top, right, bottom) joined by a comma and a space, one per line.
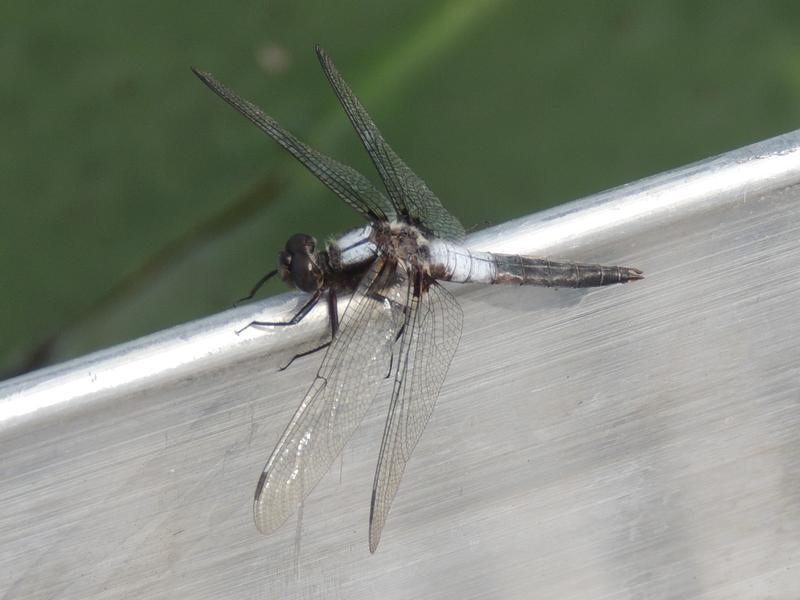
490, 254, 643, 287
428, 240, 498, 283
429, 241, 642, 288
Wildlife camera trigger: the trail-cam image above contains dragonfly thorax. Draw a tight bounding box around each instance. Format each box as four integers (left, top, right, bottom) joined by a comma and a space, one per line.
374, 221, 431, 267
278, 233, 325, 293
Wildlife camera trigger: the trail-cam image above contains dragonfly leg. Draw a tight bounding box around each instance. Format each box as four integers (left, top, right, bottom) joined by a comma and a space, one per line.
383, 322, 407, 379
279, 341, 332, 371
267, 290, 341, 369
277, 289, 341, 369
236, 291, 321, 334
233, 269, 278, 307
326, 288, 340, 336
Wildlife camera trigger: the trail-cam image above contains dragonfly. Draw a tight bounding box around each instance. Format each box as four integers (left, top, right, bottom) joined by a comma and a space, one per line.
193, 46, 643, 553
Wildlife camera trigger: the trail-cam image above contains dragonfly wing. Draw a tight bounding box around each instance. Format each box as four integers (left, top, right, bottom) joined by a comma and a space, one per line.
253, 257, 411, 535
315, 47, 467, 242
368, 275, 464, 552
192, 68, 397, 224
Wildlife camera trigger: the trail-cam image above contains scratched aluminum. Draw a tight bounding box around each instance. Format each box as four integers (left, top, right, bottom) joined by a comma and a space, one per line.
1, 131, 799, 599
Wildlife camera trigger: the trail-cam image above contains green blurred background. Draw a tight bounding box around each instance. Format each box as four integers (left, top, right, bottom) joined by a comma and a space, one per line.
3, 1, 800, 378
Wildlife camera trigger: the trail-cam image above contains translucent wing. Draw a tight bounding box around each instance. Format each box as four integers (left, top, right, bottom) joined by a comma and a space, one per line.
368, 276, 464, 552
315, 46, 467, 242
192, 68, 397, 224
253, 258, 411, 535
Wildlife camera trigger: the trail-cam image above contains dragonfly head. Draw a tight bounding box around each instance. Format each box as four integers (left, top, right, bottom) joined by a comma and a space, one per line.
278, 233, 325, 293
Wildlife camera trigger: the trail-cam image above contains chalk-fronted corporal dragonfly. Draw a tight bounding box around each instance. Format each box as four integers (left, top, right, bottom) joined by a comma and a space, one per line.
193, 46, 642, 552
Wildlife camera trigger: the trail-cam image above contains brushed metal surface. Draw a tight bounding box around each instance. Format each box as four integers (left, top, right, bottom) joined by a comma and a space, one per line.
2, 131, 799, 599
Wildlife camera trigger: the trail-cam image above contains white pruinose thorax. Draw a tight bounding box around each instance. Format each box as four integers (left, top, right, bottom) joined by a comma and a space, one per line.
333, 224, 377, 267
331, 221, 497, 284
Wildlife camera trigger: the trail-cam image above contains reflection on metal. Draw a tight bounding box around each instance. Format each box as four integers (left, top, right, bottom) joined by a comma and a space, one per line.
2, 131, 799, 598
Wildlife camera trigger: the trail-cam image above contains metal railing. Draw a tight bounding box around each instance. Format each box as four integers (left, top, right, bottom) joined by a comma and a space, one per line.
2, 130, 799, 599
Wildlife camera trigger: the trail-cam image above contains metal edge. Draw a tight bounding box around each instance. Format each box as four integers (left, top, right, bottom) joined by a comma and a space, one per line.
2, 129, 799, 428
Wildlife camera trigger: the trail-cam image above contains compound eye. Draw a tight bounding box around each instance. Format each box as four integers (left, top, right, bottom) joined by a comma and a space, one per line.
277, 250, 293, 285
291, 255, 321, 293
285, 233, 316, 254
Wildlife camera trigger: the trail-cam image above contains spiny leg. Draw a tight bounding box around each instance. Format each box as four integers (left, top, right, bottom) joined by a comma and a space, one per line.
277, 289, 340, 370
326, 288, 340, 337
234, 269, 278, 306
383, 323, 407, 379
279, 341, 332, 371
236, 291, 322, 335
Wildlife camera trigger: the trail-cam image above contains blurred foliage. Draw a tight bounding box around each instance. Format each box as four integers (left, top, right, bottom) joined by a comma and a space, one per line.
3, 0, 800, 376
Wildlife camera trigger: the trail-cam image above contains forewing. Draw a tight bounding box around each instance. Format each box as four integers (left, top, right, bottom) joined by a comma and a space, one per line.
253, 258, 411, 535
315, 47, 467, 242
192, 68, 397, 223
368, 277, 464, 552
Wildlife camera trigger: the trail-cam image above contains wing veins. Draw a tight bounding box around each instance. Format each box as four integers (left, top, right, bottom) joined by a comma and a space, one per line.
315, 47, 466, 242
254, 258, 410, 535
192, 68, 396, 223
368, 278, 463, 552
